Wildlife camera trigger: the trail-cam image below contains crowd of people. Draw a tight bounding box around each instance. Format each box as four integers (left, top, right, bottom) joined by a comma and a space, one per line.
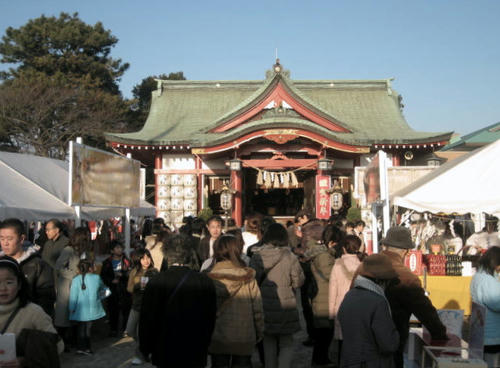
0, 212, 499, 367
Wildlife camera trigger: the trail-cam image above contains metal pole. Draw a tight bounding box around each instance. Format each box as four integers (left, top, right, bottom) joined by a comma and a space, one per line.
73, 137, 83, 227
125, 153, 132, 255
379, 151, 390, 237
371, 203, 379, 253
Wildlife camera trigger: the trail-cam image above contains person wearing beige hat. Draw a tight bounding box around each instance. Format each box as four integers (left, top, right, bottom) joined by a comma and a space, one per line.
380, 226, 447, 368
337, 254, 400, 368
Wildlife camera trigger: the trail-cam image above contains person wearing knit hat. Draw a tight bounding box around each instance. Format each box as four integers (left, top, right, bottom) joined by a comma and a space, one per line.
338, 254, 400, 367
381, 226, 448, 368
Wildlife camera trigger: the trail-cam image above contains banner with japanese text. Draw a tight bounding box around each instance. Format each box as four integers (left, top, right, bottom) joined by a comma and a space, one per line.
315, 175, 331, 219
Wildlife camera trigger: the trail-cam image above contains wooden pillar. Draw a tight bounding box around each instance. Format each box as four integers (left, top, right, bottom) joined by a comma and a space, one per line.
392, 152, 401, 166
231, 169, 243, 227
154, 154, 162, 217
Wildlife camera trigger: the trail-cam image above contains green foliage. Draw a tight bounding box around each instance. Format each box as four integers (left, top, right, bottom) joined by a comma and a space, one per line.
198, 208, 213, 222
346, 206, 361, 223
0, 12, 128, 94
0, 71, 126, 158
127, 72, 186, 131
0, 13, 132, 157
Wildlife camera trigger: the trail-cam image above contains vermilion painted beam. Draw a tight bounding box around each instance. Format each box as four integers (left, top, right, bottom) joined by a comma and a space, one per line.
238, 143, 322, 157
191, 128, 369, 154
242, 158, 318, 169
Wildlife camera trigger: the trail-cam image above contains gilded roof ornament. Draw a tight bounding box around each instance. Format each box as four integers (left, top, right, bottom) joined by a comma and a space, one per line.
266, 59, 290, 79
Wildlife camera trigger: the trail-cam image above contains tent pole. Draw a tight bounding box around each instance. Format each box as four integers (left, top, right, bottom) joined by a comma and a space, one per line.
124, 153, 132, 255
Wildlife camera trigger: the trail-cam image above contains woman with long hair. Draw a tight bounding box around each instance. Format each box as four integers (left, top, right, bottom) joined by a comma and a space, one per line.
126, 248, 159, 365
328, 234, 366, 364
470, 247, 500, 367
145, 219, 170, 271
54, 227, 91, 348
242, 213, 262, 254
206, 235, 264, 368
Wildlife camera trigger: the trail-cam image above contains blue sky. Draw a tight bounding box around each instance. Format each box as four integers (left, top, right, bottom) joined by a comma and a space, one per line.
1, 0, 499, 136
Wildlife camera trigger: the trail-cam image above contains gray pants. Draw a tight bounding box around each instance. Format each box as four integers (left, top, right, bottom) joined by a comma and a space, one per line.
263, 333, 294, 368
126, 309, 144, 359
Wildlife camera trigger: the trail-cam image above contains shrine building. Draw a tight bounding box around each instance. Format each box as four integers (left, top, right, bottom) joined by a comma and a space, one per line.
105, 61, 453, 227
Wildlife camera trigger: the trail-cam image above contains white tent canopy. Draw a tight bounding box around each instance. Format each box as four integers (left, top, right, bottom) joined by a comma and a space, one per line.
0, 152, 76, 220
0, 151, 155, 221
391, 139, 500, 218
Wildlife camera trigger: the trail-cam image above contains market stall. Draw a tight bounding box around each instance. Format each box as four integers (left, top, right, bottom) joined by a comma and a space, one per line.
391, 140, 500, 319
419, 275, 472, 315
392, 139, 500, 218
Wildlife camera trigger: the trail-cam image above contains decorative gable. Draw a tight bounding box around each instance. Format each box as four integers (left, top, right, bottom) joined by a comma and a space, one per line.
209, 62, 351, 134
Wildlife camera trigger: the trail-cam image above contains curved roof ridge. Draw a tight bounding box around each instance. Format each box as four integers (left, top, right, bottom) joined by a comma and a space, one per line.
201, 72, 352, 133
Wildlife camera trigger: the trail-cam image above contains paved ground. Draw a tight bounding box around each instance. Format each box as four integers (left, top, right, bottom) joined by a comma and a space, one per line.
61, 290, 315, 368
58, 283, 439, 368
60, 320, 313, 368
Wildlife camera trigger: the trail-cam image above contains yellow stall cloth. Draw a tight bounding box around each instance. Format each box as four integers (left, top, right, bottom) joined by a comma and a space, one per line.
418, 276, 472, 315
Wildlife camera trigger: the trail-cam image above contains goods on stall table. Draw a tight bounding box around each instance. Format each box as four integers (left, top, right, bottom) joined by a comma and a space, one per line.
446, 255, 463, 276
424, 254, 447, 276
405, 250, 424, 275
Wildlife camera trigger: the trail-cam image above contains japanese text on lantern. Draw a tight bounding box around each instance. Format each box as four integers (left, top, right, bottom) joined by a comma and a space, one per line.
315, 175, 331, 219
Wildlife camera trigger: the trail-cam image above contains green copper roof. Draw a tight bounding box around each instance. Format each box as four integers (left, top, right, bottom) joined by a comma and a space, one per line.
106, 69, 452, 147
441, 122, 500, 151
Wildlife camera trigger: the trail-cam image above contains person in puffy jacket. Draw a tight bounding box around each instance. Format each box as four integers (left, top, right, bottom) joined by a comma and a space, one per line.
329, 234, 366, 364
207, 235, 264, 368
338, 254, 400, 368
69, 259, 108, 355
470, 246, 500, 367
0, 218, 55, 316
250, 223, 304, 368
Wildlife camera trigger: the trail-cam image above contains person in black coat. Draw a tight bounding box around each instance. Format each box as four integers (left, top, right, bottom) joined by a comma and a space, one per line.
100, 240, 132, 336
139, 234, 216, 368
381, 227, 448, 368
338, 254, 400, 368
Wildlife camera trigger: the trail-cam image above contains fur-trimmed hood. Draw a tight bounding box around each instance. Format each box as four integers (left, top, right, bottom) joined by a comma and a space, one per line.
207, 261, 256, 298
0, 243, 40, 264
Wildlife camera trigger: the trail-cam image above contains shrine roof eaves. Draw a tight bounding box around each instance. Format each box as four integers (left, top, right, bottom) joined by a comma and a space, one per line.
105, 74, 452, 148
